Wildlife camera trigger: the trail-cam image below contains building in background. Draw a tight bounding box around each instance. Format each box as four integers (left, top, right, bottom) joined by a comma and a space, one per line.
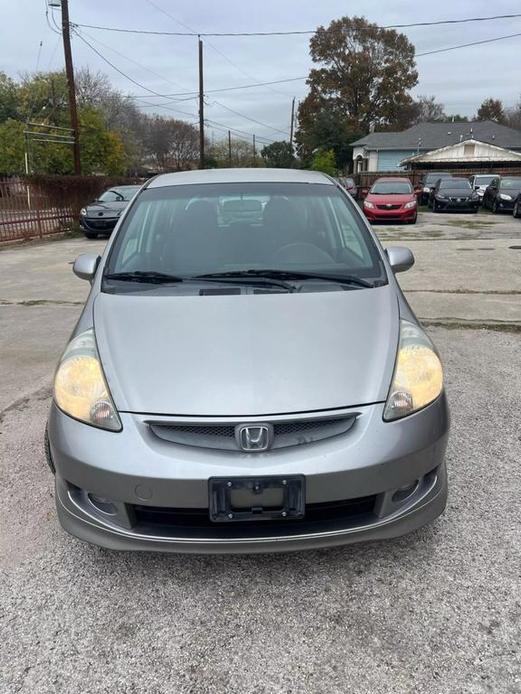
351, 121, 521, 172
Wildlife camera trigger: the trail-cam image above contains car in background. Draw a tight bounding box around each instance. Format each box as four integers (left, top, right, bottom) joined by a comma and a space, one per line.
468, 174, 496, 204
363, 177, 417, 224
431, 177, 479, 213
46, 167, 449, 553
337, 176, 358, 199
421, 172, 451, 205
80, 185, 141, 239
482, 176, 521, 213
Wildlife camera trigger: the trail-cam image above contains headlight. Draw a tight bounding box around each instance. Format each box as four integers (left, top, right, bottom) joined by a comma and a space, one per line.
499, 193, 512, 201
54, 328, 122, 431
404, 200, 417, 209
384, 320, 443, 421
435, 194, 446, 200
423, 187, 430, 193
80, 208, 87, 216
471, 193, 480, 200
363, 200, 374, 208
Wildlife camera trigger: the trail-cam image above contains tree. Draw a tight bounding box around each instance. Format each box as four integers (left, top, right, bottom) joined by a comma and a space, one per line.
476, 98, 506, 124
260, 141, 295, 168
145, 116, 199, 171
296, 16, 418, 159
311, 149, 336, 176
411, 95, 446, 124
505, 98, 521, 130
0, 73, 19, 123
444, 114, 469, 123
0, 119, 25, 173
208, 137, 256, 168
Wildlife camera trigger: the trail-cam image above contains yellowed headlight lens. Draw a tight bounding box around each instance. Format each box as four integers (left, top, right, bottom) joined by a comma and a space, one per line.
384, 321, 443, 421
53, 330, 121, 431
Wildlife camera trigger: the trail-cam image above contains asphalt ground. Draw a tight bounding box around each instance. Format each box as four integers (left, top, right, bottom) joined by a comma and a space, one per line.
1, 210, 520, 693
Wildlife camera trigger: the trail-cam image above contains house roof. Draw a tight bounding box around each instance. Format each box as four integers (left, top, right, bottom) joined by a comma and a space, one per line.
351, 121, 521, 151
400, 139, 521, 165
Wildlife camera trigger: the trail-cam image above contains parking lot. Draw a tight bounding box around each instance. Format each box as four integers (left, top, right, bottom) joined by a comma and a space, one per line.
1, 210, 520, 693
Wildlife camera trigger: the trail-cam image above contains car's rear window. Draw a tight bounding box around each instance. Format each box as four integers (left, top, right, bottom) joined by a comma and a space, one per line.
104, 182, 386, 290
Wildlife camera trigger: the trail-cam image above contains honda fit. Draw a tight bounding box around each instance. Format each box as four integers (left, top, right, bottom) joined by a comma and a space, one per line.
46, 168, 449, 553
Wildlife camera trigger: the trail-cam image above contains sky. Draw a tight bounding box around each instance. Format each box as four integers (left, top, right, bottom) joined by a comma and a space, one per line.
2, 0, 521, 145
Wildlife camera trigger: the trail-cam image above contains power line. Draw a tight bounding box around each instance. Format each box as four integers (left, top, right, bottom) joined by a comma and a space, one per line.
416, 30, 521, 57
143, 0, 290, 97
77, 27, 192, 94
72, 13, 521, 37
128, 76, 308, 99
211, 100, 290, 137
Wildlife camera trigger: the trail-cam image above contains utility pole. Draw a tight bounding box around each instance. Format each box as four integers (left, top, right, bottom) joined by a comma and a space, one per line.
60, 0, 81, 174
252, 134, 256, 166
198, 36, 205, 169
228, 130, 232, 167
289, 97, 296, 149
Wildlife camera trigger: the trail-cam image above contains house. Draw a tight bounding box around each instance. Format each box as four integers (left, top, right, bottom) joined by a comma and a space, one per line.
351, 121, 521, 172
400, 139, 521, 170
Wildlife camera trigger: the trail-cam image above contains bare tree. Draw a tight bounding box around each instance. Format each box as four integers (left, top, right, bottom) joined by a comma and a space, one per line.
145, 116, 199, 171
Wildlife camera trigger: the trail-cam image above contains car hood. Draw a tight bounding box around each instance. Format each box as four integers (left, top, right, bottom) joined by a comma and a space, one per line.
366, 194, 414, 204
94, 286, 399, 416
85, 201, 128, 217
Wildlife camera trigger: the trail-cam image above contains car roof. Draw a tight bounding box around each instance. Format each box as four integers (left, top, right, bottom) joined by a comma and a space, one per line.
147, 168, 334, 188
372, 177, 411, 182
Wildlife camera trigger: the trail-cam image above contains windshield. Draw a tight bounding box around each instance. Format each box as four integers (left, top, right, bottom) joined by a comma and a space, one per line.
500, 178, 521, 189
425, 173, 450, 184
473, 175, 495, 185
370, 181, 412, 195
98, 186, 140, 202
104, 182, 386, 292
439, 179, 472, 191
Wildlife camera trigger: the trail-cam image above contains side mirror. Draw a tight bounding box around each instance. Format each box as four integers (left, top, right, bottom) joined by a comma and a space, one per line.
386, 246, 415, 274
73, 253, 101, 281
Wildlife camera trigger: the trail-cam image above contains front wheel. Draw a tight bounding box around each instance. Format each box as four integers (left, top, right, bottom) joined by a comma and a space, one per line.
432, 201, 439, 213
492, 200, 499, 214
513, 200, 520, 218
407, 214, 417, 224
84, 231, 98, 239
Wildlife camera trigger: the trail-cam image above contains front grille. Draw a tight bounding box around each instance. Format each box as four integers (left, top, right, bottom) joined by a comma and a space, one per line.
132, 495, 376, 538
376, 204, 401, 210
449, 197, 470, 203
84, 217, 117, 230
150, 415, 356, 451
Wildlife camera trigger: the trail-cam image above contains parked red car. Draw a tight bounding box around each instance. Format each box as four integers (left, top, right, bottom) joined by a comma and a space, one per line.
363, 177, 417, 224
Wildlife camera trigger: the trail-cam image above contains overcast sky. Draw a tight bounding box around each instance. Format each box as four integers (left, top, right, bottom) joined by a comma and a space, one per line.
2, 0, 521, 144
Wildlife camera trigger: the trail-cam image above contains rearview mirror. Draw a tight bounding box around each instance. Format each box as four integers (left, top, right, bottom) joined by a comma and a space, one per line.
385, 246, 415, 274
73, 253, 101, 281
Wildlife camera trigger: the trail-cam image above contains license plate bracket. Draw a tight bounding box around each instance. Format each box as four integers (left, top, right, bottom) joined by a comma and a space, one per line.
209, 475, 305, 523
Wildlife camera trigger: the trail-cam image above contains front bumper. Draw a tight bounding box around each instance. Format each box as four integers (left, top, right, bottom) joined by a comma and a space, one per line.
363, 207, 417, 222
79, 216, 118, 233
434, 198, 479, 211
495, 199, 515, 211
47, 396, 450, 553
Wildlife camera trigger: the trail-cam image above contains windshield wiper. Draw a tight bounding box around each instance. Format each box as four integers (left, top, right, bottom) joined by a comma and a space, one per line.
194, 269, 375, 289
104, 271, 184, 284
191, 271, 294, 292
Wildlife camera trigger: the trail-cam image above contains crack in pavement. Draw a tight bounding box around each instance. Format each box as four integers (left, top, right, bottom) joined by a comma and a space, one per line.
0, 299, 84, 306
0, 385, 52, 426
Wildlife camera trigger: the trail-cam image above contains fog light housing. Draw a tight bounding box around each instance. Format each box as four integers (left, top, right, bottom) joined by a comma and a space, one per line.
87, 493, 117, 515
392, 481, 418, 504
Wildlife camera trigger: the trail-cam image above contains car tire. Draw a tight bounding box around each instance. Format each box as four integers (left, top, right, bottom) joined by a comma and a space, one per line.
513, 201, 520, 218
84, 231, 98, 239
492, 200, 499, 214
432, 201, 439, 213
407, 214, 417, 224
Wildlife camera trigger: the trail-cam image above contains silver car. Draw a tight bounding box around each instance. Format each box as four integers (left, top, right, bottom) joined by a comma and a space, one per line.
46, 168, 449, 554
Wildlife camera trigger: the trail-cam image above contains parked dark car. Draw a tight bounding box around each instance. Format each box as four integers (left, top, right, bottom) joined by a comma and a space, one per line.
421, 172, 451, 205
337, 176, 358, 199
468, 174, 496, 204
80, 185, 141, 239
482, 176, 521, 213
431, 178, 479, 213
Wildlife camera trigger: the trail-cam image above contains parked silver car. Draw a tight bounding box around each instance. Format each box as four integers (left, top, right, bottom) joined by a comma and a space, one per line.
46, 168, 449, 554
